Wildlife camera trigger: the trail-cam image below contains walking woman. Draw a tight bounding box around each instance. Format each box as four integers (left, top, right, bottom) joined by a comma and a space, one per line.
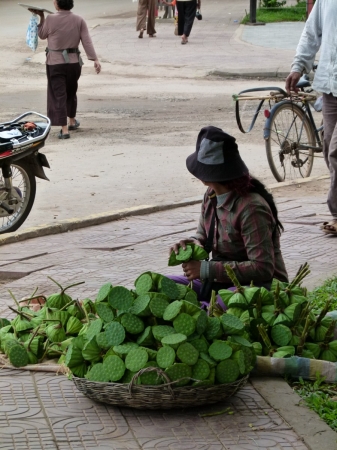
137, 0, 157, 38
176, 0, 200, 44
29, 0, 101, 139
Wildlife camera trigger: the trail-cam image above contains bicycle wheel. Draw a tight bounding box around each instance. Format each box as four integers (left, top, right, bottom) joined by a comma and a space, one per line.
265, 102, 315, 182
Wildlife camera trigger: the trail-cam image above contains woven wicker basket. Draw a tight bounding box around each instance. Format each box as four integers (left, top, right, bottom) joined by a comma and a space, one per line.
73, 367, 249, 409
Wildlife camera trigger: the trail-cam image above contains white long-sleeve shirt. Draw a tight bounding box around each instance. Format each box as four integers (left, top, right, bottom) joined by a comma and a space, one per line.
291, 0, 337, 96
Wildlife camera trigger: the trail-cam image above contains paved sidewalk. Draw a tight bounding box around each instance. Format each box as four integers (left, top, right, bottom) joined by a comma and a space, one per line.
1, 195, 337, 449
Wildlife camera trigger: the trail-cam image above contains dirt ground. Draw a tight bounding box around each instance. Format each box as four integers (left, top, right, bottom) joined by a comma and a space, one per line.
0, 0, 330, 230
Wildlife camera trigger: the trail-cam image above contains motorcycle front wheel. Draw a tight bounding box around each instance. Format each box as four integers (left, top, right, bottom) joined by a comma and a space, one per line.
0, 161, 36, 234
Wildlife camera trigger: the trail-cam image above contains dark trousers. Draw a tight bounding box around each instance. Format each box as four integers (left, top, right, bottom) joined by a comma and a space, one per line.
177, 0, 197, 37
46, 63, 82, 126
322, 93, 337, 216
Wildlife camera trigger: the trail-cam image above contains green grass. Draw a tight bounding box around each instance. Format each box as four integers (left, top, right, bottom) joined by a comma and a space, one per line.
308, 277, 337, 312
241, 2, 306, 24
291, 374, 337, 431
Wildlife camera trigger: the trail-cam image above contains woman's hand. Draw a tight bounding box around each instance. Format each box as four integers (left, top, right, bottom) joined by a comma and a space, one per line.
169, 238, 203, 256
28, 9, 45, 19
94, 59, 101, 74
182, 261, 201, 281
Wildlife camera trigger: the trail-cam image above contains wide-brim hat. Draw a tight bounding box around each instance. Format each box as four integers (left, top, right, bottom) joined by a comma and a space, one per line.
186, 126, 249, 182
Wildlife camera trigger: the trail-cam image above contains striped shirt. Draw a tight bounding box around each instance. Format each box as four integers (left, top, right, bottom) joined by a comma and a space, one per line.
194, 188, 288, 285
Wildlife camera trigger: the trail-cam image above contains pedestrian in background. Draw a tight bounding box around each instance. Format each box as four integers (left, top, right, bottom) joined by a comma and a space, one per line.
285, 0, 337, 235
176, 0, 199, 44
137, 0, 157, 38
29, 0, 101, 140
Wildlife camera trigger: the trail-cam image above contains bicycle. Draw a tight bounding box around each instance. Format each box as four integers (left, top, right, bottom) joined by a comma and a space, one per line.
233, 74, 324, 182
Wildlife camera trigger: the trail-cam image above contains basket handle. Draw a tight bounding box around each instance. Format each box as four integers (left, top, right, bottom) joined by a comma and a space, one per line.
129, 367, 175, 398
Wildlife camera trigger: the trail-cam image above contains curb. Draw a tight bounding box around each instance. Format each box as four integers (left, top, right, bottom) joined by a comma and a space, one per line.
0, 175, 330, 246
250, 377, 337, 450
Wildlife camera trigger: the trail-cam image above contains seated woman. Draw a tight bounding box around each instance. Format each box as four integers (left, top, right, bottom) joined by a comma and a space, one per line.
169, 126, 288, 304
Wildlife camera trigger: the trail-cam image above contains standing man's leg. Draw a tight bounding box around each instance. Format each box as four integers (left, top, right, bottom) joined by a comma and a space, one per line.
321, 93, 337, 231
137, 0, 147, 37
147, 0, 157, 36
46, 64, 69, 139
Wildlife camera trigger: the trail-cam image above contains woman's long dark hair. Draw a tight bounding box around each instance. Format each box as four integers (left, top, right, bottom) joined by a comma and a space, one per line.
222, 174, 284, 235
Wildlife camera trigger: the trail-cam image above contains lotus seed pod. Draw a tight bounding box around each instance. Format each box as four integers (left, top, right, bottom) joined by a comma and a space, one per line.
243, 286, 261, 305
161, 333, 187, 349
149, 296, 170, 319
227, 292, 248, 309
163, 300, 183, 321
218, 289, 235, 308
261, 311, 276, 326
220, 314, 245, 336
190, 243, 209, 261
192, 359, 210, 381
108, 286, 134, 311
315, 325, 328, 342
208, 367, 216, 384
328, 340, 337, 356
240, 310, 250, 325
136, 326, 154, 346
45, 323, 66, 343
156, 346, 176, 368
96, 282, 113, 303
229, 335, 252, 347
278, 291, 290, 308
290, 294, 308, 306
200, 352, 217, 368
301, 350, 315, 359
47, 310, 70, 328
0, 318, 11, 328
321, 315, 334, 328
103, 355, 126, 381
273, 312, 291, 327
158, 276, 179, 300
176, 342, 199, 365
83, 318, 103, 342
271, 279, 288, 291
96, 332, 111, 350
184, 289, 199, 306
140, 362, 164, 385
104, 321, 126, 346
113, 342, 139, 358
27, 351, 39, 364
216, 359, 240, 384
95, 303, 115, 323
82, 298, 96, 314
103, 348, 117, 360
121, 313, 145, 335
190, 337, 209, 354
141, 347, 157, 360
272, 350, 292, 358
284, 303, 301, 324
11, 317, 34, 333
65, 344, 85, 368
66, 316, 83, 335
135, 272, 154, 295
165, 363, 192, 387
71, 335, 86, 351
208, 341, 232, 361
205, 317, 222, 341
85, 363, 110, 382
125, 348, 149, 372
4, 338, 19, 355
130, 295, 151, 317
175, 245, 193, 262
259, 287, 274, 305
252, 342, 263, 356
23, 337, 42, 357
319, 349, 337, 362
289, 334, 301, 346
71, 363, 88, 378
46, 292, 72, 310
121, 369, 139, 384
226, 307, 244, 318
173, 313, 196, 336
241, 346, 256, 374
271, 324, 292, 347
276, 346, 295, 356
67, 303, 85, 320
152, 325, 176, 342
9, 345, 29, 367
182, 300, 200, 316
82, 336, 102, 363
176, 284, 187, 300
232, 350, 246, 374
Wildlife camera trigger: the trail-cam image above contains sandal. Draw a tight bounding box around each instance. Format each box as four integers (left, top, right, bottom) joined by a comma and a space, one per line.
58, 130, 70, 140
68, 119, 80, 130
149, 34, 156, 38
320, 219, 337, 235
138, 29, 144, 38
181, 37, 187, 45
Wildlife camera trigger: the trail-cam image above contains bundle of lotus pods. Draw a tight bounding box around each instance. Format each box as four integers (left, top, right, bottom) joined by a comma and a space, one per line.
0, 269, 256, 387
218, 263, 337, 362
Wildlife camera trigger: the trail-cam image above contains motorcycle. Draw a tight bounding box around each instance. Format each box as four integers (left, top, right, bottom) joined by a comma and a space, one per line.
0, 112, 51, 234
